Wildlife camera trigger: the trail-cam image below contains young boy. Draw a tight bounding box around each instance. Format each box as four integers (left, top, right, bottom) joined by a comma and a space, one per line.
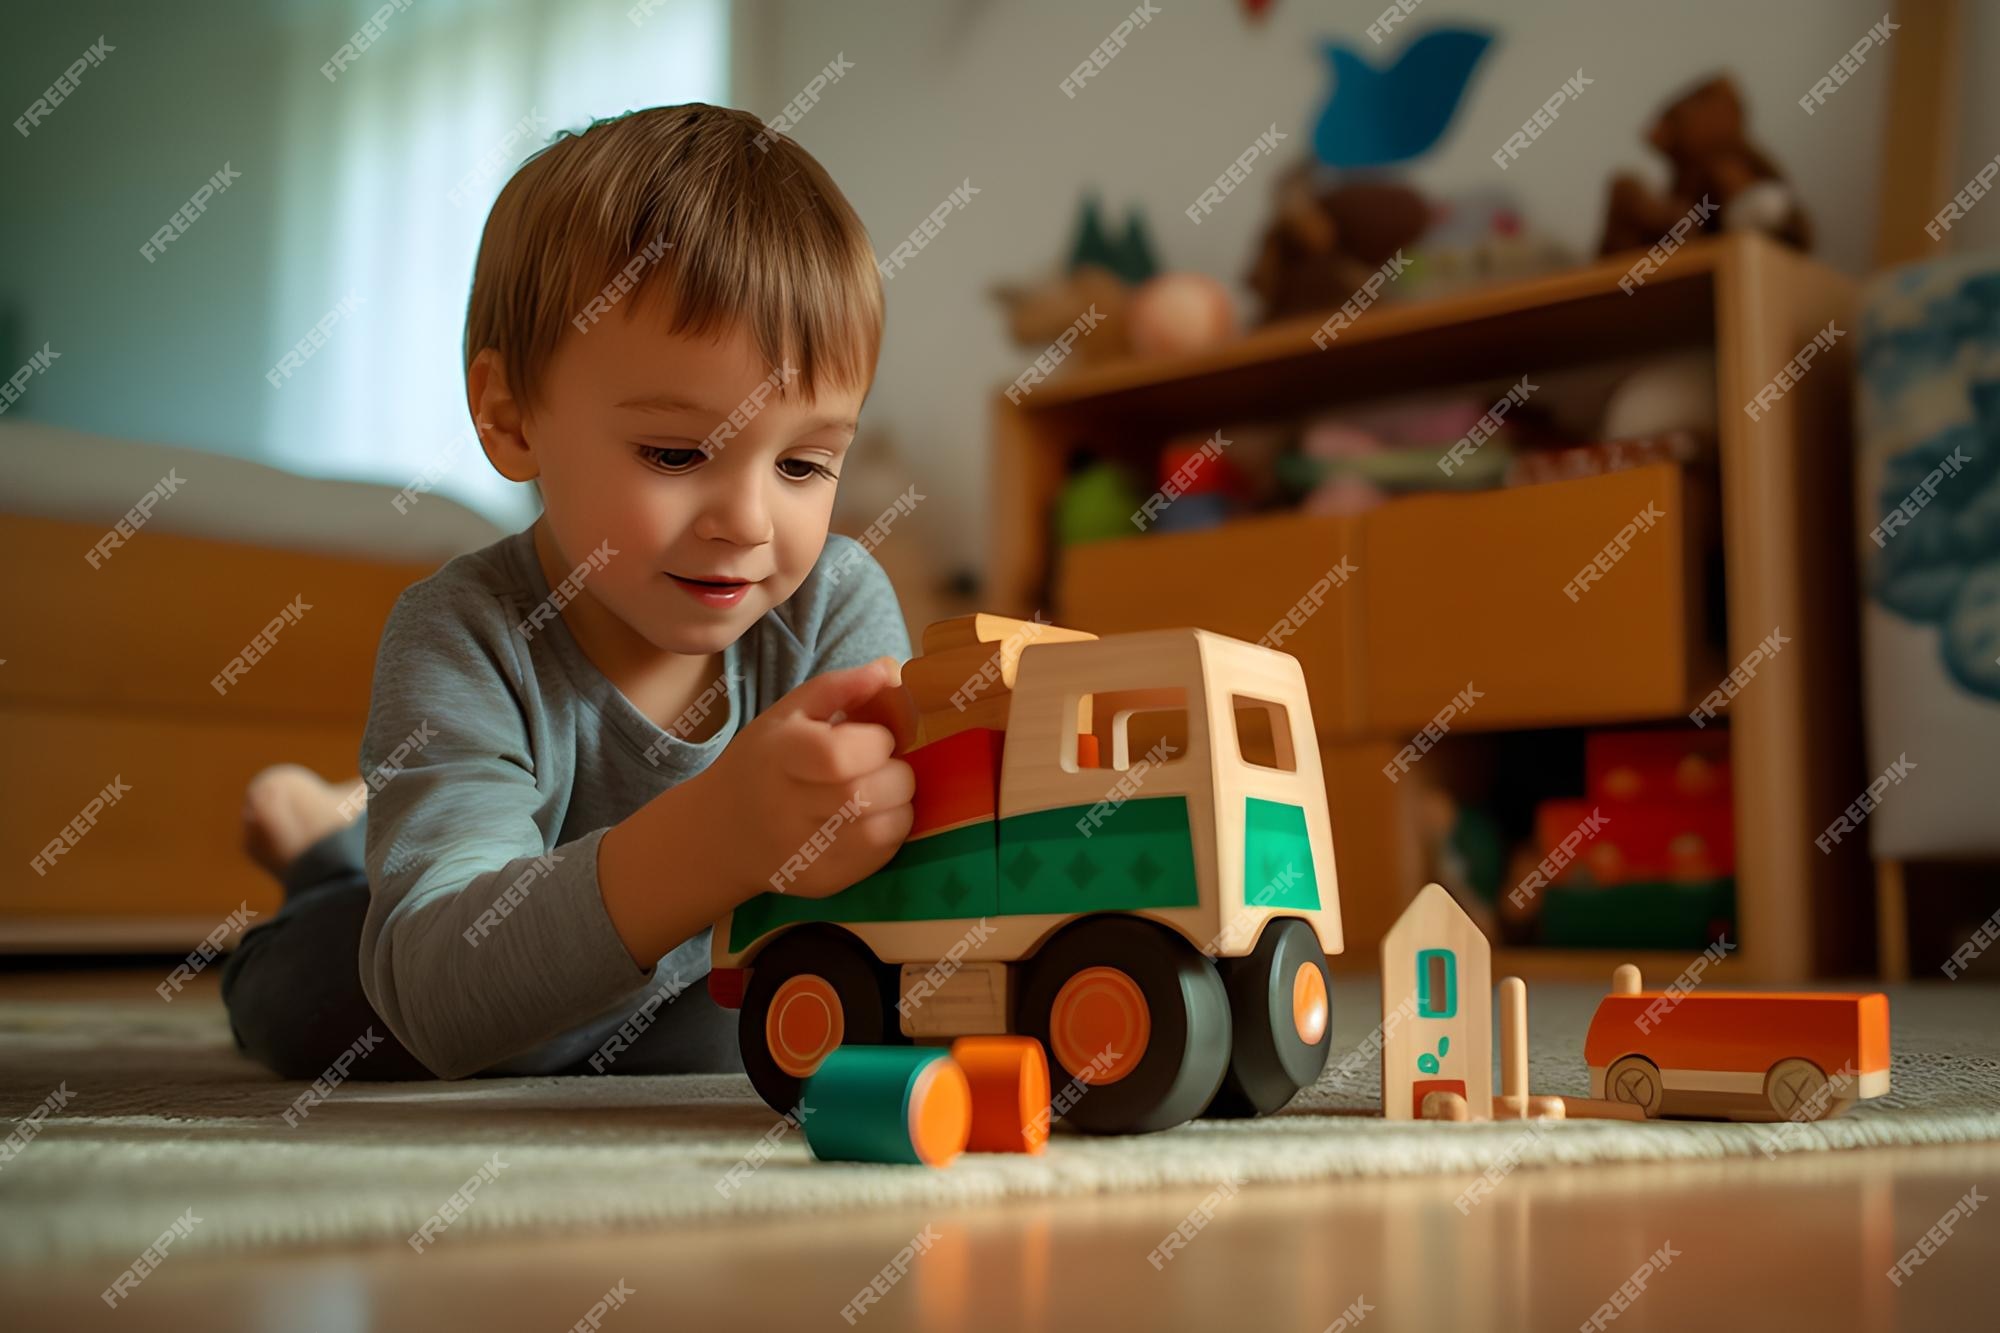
223, 104, 918, 1081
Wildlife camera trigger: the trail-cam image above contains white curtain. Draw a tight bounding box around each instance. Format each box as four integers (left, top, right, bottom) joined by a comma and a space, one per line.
262, 0, 730, 525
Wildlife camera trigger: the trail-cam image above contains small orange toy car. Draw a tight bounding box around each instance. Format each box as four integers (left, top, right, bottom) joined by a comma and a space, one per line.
1585, 982, 1890, 1122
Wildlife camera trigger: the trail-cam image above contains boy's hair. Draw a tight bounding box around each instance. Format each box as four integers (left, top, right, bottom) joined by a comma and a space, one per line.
465, 103, 882, 410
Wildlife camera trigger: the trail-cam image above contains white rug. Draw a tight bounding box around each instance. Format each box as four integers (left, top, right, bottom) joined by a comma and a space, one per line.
3, 979, 1998, 1263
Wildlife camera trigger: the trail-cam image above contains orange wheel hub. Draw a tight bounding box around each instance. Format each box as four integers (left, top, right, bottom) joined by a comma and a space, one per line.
767, 974, 844, 1078
1292, 961, 1329, 1045
1050, 966, 1150, 1085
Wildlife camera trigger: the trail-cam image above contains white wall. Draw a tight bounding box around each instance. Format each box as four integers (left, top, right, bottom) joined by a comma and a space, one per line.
744, 0, 1910, 573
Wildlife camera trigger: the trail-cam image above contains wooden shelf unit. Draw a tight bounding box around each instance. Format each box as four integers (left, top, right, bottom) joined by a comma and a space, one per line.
988, 232, 1871, 982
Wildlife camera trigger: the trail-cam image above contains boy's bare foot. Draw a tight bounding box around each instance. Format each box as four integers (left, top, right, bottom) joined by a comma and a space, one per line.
242, 764, 368, 877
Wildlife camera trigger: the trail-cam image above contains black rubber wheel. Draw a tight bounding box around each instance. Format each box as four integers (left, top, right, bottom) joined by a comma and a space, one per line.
1017, 916, 1231, 1135
1202, 917, 1333, 1118
737, 925, 904, 1115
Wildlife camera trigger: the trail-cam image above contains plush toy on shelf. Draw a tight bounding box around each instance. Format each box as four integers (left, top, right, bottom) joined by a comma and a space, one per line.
992, 195, 1156, 371
994, 195, 1237, 375
1142, 433, 1250, 534
994, 262, 1135, 371
1598, 75, 1812, 257
1395, 188, 1572, 302
1246, 25, 1511, 324
1052, 451, 1145, 547
1126, 272, 1237, 359
1245, 163, 1430, 326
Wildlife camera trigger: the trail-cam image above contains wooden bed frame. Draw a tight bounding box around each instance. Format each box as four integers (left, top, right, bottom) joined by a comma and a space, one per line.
2, 513, 437, 952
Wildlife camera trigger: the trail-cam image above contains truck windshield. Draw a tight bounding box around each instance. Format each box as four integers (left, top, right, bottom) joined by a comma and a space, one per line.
1075, 686, 1191, 770
1232, 694, 1298, 772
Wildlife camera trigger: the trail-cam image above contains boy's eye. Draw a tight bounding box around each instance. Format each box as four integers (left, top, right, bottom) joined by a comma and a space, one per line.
778, 458, 838, 482
637, 445, 705, 473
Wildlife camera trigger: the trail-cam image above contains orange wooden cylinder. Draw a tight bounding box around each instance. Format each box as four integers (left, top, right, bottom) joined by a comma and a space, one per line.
950, 1036, 1051, 1154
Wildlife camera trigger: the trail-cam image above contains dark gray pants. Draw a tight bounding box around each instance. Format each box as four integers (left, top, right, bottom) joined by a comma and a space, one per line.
220, 818, 743, 1080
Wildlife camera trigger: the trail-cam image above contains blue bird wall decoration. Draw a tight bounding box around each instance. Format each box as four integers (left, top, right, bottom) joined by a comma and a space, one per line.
1312, 26, 1496, 170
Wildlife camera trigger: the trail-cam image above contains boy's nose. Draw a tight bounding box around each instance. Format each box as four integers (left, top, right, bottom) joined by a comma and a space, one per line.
693, 480, 773, 546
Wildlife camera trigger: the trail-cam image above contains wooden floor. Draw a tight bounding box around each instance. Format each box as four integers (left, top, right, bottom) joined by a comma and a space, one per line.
10, 1142, 1998, 1331
4, 970, 1997, 1331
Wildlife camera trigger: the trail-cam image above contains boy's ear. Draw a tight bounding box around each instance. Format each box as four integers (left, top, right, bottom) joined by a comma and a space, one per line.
467, 347, 539, 482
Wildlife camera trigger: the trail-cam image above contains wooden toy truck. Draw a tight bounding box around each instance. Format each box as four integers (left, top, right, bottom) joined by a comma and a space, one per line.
1585, 979, 1891, 1122
708, 615, 1343, 1134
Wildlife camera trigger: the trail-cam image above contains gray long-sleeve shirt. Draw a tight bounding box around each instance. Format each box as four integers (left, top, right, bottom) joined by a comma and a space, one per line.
357, 528, 910, 1078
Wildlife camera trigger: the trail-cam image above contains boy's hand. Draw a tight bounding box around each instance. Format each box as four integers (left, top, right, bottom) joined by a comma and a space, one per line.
713, 657, 917, 899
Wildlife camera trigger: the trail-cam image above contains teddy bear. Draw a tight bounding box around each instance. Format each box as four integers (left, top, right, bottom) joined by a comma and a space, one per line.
1598, 75, 1811, 256
1245, 160, 1430, 325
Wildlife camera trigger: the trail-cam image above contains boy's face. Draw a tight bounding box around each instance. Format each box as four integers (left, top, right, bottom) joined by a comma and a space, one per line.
518, 298, 865, 657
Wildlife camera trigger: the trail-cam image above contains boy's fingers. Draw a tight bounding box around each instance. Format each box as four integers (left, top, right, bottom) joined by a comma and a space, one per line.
782, 804, 912, 899
849, 806, 915, 855
843, 675, 919, 754
784, 721, 897, 784
781, 658, 898, 725
848, 758, 915, 813
772, 802, 913, 900
785, 762, 913, 835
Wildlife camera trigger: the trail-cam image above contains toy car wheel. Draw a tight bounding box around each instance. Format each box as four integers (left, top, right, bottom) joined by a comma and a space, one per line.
1202, 918, 1332, 1119
1018, 916, 1230, 1135
1764, 1058, 1834, 1121
738, 926, 905, 1116
1605, 1055, 1664, 1118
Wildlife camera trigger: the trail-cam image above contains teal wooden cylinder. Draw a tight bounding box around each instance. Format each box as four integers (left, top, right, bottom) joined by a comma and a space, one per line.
802, 1046, 971, 1167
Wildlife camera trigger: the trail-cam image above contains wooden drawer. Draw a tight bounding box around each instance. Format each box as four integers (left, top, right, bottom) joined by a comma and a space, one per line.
1360, 464, 1707, 732
1056, 510, 1366, 736
1054, 465, 1708, 740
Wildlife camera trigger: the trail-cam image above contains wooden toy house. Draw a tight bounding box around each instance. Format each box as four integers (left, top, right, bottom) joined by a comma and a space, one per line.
1381, 882, 1492, 1120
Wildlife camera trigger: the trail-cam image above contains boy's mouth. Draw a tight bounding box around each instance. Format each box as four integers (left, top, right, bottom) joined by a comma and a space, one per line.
666, 572, 758, 609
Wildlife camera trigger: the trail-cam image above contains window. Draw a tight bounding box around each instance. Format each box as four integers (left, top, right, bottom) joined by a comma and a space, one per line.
1069, 687, 1190, 771
1232, 695, 1298, 772
1416, 948, 1458, 1019
262, 0, 730, 523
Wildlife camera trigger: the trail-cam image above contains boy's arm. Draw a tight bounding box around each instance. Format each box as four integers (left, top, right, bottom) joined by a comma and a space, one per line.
597, 537, 917, 962
358, 582, 661, 1080
597, 659, 915, 962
